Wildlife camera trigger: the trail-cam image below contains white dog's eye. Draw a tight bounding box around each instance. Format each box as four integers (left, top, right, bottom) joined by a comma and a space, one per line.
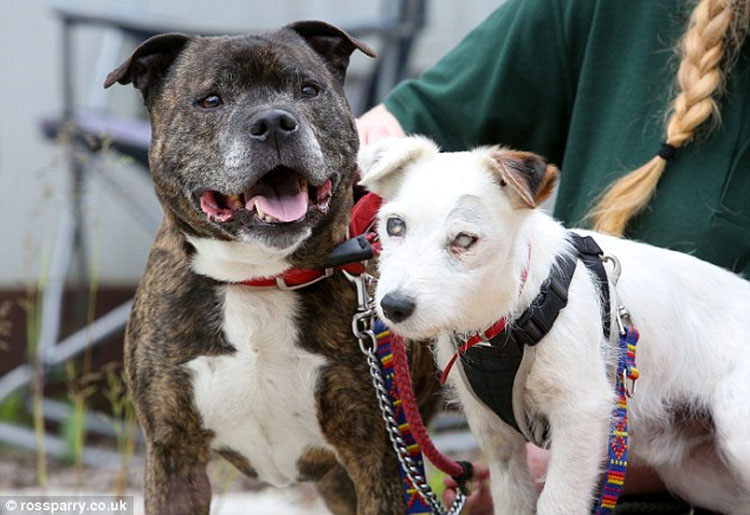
451, 232, 478, 251
386, 217, 406, 237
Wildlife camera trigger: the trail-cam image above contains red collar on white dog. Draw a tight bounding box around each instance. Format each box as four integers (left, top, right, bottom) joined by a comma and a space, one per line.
239, 193, 382, 289
439, 246, 531, 384
440, 317, 509, 384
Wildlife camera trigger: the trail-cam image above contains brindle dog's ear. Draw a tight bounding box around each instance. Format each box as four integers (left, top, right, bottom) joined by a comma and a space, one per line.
358, 136, 439, 199
288, 20, 376, 84
103, 33, 191, 101
486, 147, 559, 208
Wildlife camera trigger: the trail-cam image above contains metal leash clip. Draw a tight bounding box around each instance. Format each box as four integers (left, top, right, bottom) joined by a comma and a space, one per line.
600, 254, 622, 287
343, 269, 466, 515
342, 270, 378, 355
616, 305, 638, 398
601, 254, 638, 397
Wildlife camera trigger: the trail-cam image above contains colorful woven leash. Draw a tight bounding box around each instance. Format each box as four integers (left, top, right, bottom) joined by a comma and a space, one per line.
374, 319, 432, 515
597, 325, 640, 513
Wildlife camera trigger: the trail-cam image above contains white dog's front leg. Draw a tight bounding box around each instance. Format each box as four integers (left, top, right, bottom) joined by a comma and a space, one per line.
536, 398, 611, 515
446, 353, 538, 513
482, 430, 537, 515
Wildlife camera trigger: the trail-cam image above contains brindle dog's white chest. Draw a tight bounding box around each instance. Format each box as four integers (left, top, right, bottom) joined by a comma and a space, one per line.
186, 285, 331, 487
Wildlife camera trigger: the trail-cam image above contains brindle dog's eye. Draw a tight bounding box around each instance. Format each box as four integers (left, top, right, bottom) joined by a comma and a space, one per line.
199, 94, 223, 108
386, 217, 406, 237
301, 84, 320, 98
452, 232, 478, 250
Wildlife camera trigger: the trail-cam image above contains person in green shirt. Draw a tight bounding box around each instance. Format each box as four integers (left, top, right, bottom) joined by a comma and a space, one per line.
357, 0, 749, 511
358, 0, 749, 278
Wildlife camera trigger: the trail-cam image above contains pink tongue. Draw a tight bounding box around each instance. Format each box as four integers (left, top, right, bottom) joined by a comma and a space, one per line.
245, 175, 308, 223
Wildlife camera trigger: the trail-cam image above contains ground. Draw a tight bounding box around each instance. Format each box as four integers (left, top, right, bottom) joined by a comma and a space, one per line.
0, 448, 329, 514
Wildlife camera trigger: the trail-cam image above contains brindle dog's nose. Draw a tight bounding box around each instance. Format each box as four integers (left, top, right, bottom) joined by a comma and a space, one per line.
380, 292, 416, 323
249, 109, 298, 141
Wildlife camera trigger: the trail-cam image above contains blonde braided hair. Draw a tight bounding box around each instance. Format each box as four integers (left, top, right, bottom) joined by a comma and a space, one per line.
591, 0, 749, 236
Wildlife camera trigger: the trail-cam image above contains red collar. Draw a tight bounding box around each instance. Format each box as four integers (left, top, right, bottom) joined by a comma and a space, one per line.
238, 193, 382, 289
440, 318, 508, 384
440, 245, 531, 383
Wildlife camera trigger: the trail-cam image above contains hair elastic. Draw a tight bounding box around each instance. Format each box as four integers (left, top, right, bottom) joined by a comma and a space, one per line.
658, 142, 677, 161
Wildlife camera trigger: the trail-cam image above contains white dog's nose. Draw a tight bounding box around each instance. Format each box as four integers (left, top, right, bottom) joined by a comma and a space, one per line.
380, 292, 416, 323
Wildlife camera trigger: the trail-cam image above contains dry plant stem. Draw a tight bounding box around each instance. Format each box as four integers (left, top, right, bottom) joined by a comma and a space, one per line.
25, 282, 48, 487
31, 366, 47, 487
72, 394, 86, 479
65, 362, 95, 484
104, 367, 137, 496
115, 392, 138, 497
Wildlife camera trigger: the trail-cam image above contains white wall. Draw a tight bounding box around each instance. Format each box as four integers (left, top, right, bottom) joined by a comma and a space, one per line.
0, 0, 501, 286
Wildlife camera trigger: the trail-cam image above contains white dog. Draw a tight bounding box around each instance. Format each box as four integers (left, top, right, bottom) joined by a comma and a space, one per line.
359, 136, 750, 514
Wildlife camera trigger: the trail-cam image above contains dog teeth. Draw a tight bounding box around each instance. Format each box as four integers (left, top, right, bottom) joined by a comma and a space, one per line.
250, 199, 282, 223
253, 200, 278, 223
299, 178, 308, 191
226, 194, 243, 209
255, 200, 266, 219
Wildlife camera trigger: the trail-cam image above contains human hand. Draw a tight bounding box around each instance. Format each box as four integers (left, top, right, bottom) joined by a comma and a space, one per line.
356, 103, 405, 145
440, 446, 666, 514
442, 462, 493, 515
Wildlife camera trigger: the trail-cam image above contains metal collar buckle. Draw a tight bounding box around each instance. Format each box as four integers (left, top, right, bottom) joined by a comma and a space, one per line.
275, 268, 334, 290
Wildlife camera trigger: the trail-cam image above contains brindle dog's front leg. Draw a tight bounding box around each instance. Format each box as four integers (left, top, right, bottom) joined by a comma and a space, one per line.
144, 441, 212, 515
317, 364, 407, 515
315, 462, 359, 515
126, 326, 214, 515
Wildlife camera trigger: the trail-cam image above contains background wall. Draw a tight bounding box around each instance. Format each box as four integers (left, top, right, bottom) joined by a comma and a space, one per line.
0, 0, 501, 287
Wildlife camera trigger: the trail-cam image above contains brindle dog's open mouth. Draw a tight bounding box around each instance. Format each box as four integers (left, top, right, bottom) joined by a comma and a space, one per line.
198, 166, 333, 225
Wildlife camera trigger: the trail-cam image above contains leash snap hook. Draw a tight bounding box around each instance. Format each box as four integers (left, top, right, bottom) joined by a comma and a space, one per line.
615, 304, 633, 337
600, 254, 622, 286
343, 270, 380, 355
352, 311, 377, 354
342, 269, 375, 312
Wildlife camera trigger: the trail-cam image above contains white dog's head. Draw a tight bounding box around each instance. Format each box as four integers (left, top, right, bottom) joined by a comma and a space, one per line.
359, 136, 558, 339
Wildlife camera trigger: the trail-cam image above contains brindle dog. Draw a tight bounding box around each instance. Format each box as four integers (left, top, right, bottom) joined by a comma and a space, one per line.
104, 21, 439, 514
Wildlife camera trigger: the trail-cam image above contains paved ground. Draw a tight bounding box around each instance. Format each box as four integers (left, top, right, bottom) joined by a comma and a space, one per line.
0, 415, 479, 514
0, 449, 328, 514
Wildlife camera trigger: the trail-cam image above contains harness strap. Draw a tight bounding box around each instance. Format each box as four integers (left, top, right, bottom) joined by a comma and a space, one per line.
458, 232, 611, 440
570, 233, 611, 339
459, 252, 576, 436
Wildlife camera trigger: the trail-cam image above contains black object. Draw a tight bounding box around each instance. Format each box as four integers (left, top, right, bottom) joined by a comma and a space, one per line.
658, 142, 678, 161
380, 292, 417, 323
248, 109, 299, 141
453, 460, 475, 493
324, 235, 374, 268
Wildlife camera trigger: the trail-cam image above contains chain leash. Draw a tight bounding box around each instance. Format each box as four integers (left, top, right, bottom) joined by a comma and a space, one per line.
344, 271, 466, 515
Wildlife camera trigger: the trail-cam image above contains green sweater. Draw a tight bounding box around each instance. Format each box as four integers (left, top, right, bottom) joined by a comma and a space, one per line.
385, 0, 750, 276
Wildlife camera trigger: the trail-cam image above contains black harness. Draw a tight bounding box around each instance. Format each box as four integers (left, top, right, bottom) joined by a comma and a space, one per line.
459, 233, 611, 440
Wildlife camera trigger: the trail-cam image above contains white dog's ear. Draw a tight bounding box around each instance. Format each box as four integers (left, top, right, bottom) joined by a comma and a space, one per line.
485, 147, 559, 208
358, 136, 439, 198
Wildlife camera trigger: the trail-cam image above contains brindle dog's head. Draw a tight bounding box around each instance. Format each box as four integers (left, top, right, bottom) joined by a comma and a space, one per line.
105, 22, 374, 258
